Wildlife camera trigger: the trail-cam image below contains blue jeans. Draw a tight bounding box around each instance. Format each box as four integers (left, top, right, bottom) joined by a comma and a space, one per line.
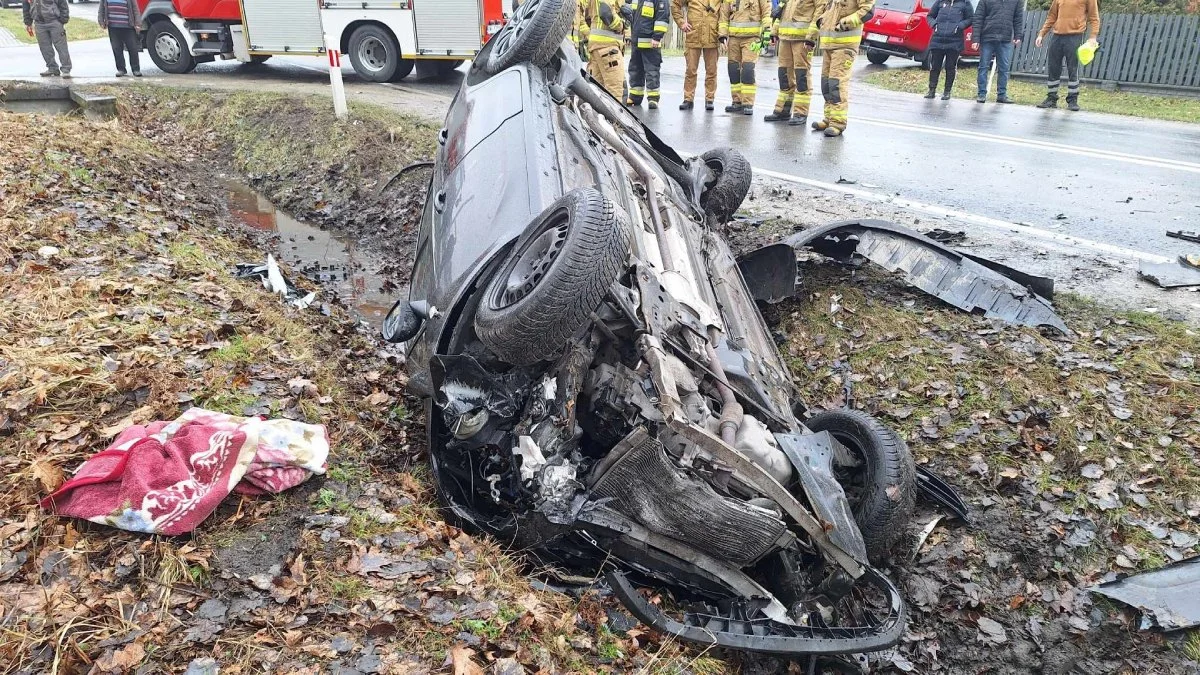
977, 40, 1014, 97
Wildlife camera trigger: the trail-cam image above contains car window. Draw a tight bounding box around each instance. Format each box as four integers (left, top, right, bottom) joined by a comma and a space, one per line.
874, 0, 919, 11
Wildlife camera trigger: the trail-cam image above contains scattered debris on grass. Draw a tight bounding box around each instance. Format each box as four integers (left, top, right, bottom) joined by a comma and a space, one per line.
1092, 556, 1200, 632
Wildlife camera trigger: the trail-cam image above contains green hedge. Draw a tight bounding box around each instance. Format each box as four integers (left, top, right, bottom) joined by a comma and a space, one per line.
1023, 0, 1198, 15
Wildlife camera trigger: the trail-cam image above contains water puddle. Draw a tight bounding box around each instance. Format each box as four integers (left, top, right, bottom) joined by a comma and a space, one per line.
223, 181, 395, 321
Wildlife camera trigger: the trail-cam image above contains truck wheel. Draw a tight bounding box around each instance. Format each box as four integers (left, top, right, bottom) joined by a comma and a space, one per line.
805, 409, 916, 564
147, 21, 196, 74
485, 0, 574, 74
866, 49, 889, 65
348, 24, 405, 83
474, 188, 630, 367
699, 147, 752, 224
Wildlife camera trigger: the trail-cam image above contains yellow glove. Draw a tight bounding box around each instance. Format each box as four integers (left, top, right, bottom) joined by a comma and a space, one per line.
836, 14, 863, 30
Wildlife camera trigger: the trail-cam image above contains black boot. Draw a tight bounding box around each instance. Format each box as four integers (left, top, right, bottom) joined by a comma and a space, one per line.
941, 89, 951, 100
679, 100, 694, 110
1037, 94, 1058, 108
705, 101, 715, 111
924, 88, 936, 99
725, 102, 744, 113
788, 114, 808, 126
765, 107, 792, 122
1066, 95, 1080, 111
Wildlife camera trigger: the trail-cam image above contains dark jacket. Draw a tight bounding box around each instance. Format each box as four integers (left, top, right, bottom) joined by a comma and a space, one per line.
98, 0, 142, 30
926, 0, 973, 51
22, 0, 68, 25
972, 0, 1024, 43
628, 0, 671, 47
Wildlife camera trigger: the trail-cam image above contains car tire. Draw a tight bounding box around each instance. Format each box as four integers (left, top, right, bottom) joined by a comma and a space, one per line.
805, 409, 916, 563
866, 49, 889, 65
249, 55, 271, 64
485, 0, 575, 74
348, 24, 405, 83
699, 147, 753, 224
146, 21, 196, 74
475, 187, 630, 367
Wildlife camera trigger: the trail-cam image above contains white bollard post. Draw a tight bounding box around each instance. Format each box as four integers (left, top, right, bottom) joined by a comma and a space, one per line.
327, 46, 348, 120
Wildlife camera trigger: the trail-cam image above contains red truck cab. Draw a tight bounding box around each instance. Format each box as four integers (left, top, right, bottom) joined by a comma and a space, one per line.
862, 0, 979, 67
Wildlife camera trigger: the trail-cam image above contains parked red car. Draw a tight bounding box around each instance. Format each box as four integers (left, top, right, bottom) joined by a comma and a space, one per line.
862, 0, 979, 67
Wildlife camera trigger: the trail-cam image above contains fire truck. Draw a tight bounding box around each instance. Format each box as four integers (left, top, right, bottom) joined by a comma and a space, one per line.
135, 0, 507, 81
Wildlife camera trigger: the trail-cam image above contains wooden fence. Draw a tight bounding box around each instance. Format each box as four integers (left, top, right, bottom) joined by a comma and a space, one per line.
1011, 10, 1200, 90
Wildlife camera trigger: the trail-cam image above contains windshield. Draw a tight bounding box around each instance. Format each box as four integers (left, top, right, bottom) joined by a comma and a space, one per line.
873, 0, 918, 11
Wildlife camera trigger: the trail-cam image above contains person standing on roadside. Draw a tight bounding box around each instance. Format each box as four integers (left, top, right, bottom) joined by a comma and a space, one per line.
924, 0, 974, 100
1035, 0, 1099, 111
764, 0, 818, 125
718, 0, 772, 116
971, 0, 1023, 103
22, 0, 72, 78
584, 0, 630, 101
811, 0, 874, 136
627, 0, 671, 108
671, 0, 722, 111
99, 0, 143, 77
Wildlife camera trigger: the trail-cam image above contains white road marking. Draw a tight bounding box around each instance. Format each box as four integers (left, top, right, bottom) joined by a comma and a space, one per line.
751, 166, 1173, 264
855, 115, 1200, 174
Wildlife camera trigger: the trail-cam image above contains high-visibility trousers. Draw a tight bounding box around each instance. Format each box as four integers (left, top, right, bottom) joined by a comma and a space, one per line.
819, 45, 857, 130
628, 47, 663, 104
773, 39, 814, 118
726, 36, 760, 106
588, 42, 625, 100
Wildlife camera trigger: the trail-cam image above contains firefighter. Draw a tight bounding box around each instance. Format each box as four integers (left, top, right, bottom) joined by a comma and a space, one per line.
765, 0, 818, 125
626, 0, 671, 108
811, 0, 873, 136
584, 0, 629, 100
672, 0, 721, 111
572, 0, 590, 57
718, 0, 772, 115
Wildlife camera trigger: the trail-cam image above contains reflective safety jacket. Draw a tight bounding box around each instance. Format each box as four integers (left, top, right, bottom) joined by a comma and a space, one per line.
773, 0, 819, 41
816, 0, 874, 49
627, 0, 671, 48
719, 0, 771, 39
671, 0, 721, 48
585, 0, 628, 46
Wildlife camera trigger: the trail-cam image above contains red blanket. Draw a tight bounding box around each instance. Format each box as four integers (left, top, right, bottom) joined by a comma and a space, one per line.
41, 408, 329, 535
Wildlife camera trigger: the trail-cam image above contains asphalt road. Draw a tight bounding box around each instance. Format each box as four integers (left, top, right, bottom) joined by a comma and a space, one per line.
3, 25, 1198, 263
632, 57, 1200, 264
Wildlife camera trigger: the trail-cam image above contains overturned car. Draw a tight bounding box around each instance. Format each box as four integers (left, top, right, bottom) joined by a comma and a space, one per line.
383, 0, 919, 659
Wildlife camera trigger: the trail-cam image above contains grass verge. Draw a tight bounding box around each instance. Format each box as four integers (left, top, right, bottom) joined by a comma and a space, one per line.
864, 64, 1200, 124
0, 11, 107, 44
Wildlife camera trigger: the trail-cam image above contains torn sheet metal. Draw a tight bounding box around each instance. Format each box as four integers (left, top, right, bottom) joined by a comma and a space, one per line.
1137, 260, 1200, 288
779, 220, 1070, 334
1090, 556, 1200, 631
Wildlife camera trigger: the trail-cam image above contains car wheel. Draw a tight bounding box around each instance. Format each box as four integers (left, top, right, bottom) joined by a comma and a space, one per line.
147, 21, 196, 74
866, 49, 889, 65
348, 24, 404, 83
699, 147, 752, 224
485, 0, 575, 74
474, 187, 630, 367
249, 55, 271, 64
805, 409, 916, 563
